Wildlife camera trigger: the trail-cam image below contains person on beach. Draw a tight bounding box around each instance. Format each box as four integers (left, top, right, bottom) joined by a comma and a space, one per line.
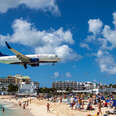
109, 100, 113, 108
23, 103, 26, 110
86, 96, 94, 110
104, 100, 108, 107
27, 100, 29, 106
60, 96, 62, 103
47, 103, 50, 112
77, 97, 81, 110
30, 98, 32, 104
97, 98, 102, 115
70, 96, 74, 110
81, 94, 84, 109
86, 114, 91, 116
2, 107, 5, 112
93, 94, 97, 105
18, 101, 22, 107
94, 112, 99, 116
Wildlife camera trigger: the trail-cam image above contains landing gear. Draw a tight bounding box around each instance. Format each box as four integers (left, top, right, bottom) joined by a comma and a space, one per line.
24, 64, 27, 69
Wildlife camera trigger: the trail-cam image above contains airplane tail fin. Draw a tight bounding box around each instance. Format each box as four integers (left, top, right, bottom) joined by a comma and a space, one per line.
0, 52, 8, 56
5, 41, 11, 49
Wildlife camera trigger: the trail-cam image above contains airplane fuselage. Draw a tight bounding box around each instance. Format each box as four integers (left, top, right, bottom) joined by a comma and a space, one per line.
0, 42, 60, 68
0, 54, 60, 64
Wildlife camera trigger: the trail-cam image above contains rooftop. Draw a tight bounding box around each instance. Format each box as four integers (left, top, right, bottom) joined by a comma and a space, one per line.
0, 74, 30, 80
15, 74, 30, 79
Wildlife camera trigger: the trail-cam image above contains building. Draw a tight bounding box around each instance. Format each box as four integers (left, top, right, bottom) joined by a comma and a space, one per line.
0, 74, 39, 93
0, 74, 31, 85
14, 74, 31, 84
17, 82, 38, 96
52, 81, 79, 90
0, 75, 20, 91
33, 81, 39, 89
84, 82, 98, 90
52, 81, 116, 94
52, 81, 76, 90
52, 81, 99, 90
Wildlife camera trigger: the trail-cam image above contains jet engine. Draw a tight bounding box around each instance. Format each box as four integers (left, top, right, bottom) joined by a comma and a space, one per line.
30, 58, 39, 63
29, 58, 39, 67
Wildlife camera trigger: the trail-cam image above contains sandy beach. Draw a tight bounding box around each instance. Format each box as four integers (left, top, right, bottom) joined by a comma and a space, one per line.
27, 99, 114, 116
0, 95, 115, 116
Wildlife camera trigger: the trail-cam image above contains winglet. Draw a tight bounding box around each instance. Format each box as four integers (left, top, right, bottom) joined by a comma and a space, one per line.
5, 41, 11, 49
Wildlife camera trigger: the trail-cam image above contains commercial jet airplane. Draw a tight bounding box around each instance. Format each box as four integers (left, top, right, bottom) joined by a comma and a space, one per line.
0, 42, 60, 69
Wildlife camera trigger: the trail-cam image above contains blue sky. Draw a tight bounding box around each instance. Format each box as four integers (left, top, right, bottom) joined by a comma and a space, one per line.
0, 0, 116, 87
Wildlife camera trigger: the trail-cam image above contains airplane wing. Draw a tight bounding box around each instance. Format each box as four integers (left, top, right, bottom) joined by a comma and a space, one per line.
5, 42, 30, 63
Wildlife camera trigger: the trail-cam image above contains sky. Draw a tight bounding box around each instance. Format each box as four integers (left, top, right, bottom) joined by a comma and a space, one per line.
0, 0, 116, 87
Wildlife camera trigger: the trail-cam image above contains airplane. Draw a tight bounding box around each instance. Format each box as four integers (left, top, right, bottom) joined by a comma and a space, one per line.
0, 42, 60, 69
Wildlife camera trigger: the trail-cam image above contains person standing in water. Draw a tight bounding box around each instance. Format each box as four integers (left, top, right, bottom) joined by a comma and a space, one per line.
2, 107, 5, 112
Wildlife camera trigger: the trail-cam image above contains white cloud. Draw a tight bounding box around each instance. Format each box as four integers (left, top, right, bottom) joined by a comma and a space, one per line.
65, 72, 72, 78
0, 19, 80, 61
0, 0, 59, 14
86, 12, 116, 75
99, 12, 116, 49
97, 50, 116, 74
98, 38, 112, 50
103, 25, 116, 48
54, 72, 59, 78
54, 45, 80, 61
0, 34, 10, 45
80, 43, 90, 49
97, 50, 103, 57
88, 19, 103, 34
0, 0, 19, 13
113, 12, 116, 28
10, 19, 74, 46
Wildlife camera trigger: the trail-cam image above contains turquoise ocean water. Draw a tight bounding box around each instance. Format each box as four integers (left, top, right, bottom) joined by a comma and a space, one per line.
0, 103, 33, 116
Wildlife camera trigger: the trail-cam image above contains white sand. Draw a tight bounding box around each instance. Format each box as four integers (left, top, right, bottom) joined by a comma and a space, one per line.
0, 95, 114, 116
27, 99, 111, 116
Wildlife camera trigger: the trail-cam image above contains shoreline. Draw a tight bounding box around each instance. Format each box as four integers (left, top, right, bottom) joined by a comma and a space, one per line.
0, 95, 33, 116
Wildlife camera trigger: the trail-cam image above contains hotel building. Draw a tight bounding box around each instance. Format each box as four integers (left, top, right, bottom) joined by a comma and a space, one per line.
0, 74, 39, 92
52, 81, 98, 90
